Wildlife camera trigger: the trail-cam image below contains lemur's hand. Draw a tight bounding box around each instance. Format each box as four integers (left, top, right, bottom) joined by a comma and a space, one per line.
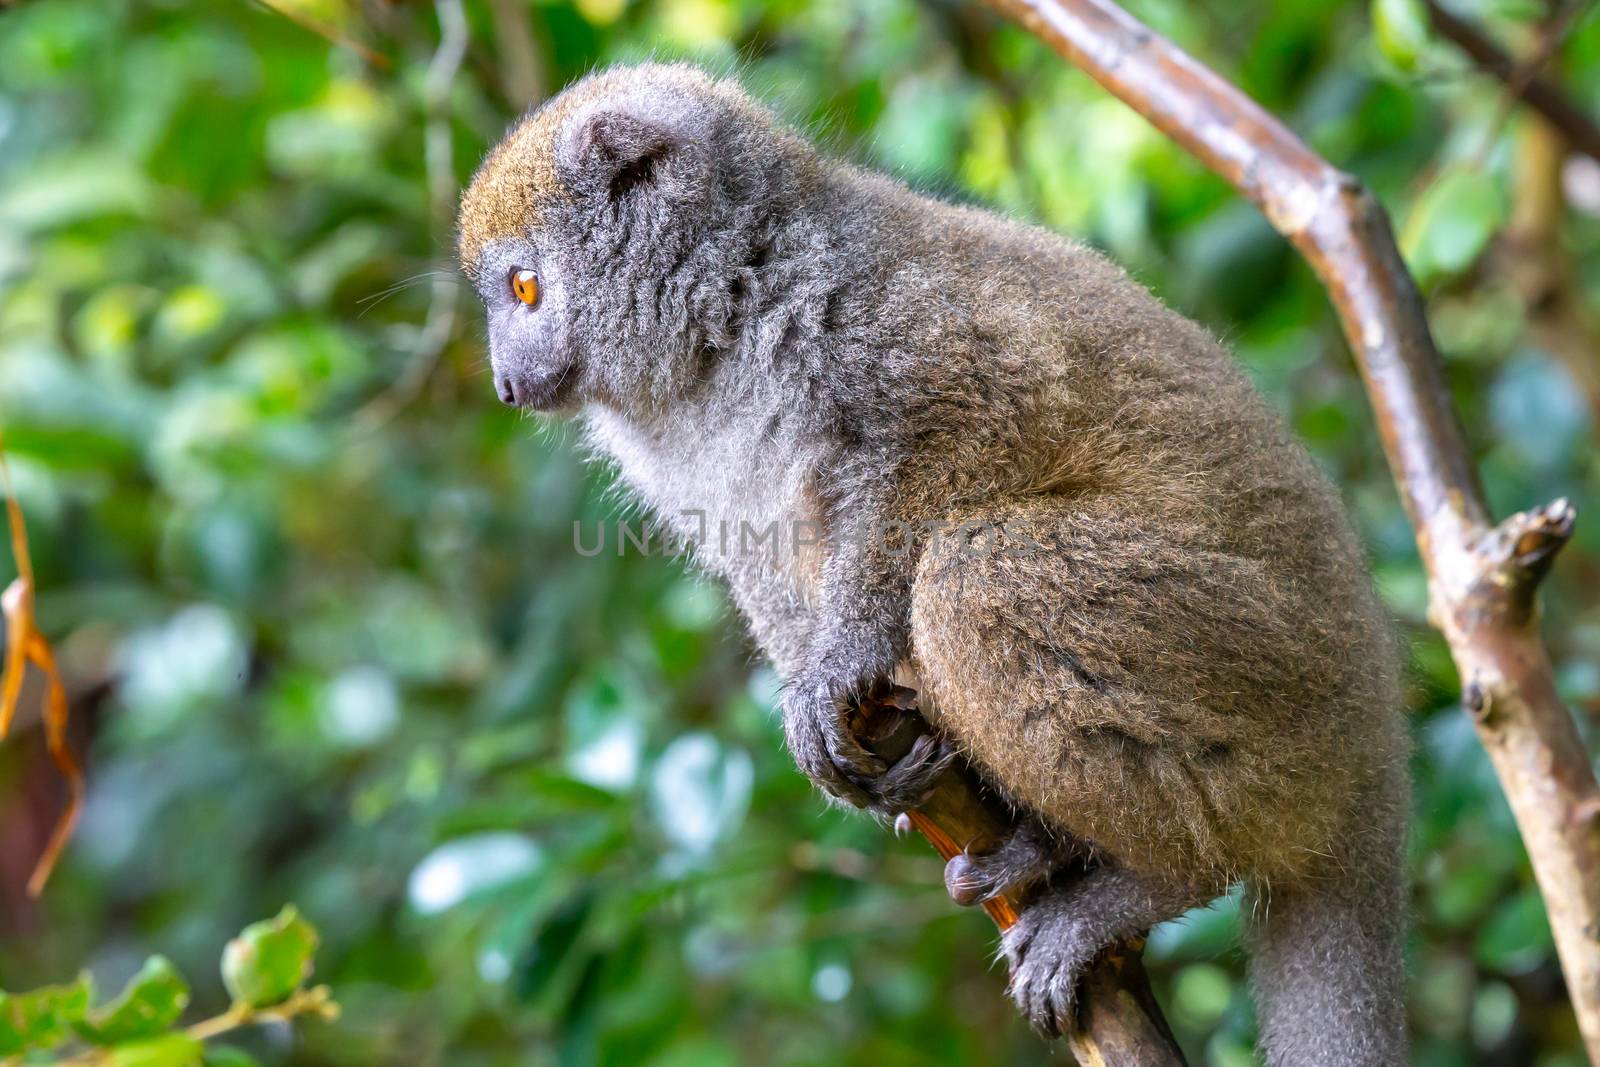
782, 673, 882, 808
782, 670, 954, 815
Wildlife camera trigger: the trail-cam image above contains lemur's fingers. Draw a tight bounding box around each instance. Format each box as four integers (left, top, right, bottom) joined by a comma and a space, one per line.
866, 733, 955, 814
945, 820, 1077, 906
820, 713, 887, 781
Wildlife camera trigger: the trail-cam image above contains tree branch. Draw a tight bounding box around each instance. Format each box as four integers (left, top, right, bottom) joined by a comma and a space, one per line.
246, 0, 391, 71
1424, 0, 1600, 165
980, 0, 1600, 1059
854, 689, 1188, 1064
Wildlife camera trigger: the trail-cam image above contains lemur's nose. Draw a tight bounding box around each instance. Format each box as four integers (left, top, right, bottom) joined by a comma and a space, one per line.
494, 375, 517, 406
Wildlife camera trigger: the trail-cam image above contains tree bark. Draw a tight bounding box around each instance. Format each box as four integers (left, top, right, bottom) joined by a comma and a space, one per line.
980, 0, 1600, 1060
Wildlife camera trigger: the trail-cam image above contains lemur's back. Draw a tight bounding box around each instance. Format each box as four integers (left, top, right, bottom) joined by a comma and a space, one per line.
793, 171, 1406, 885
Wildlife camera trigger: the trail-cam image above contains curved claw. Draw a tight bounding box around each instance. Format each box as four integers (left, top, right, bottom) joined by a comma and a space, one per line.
821, 714, 886, 781
999, 868, 1186, 1040
945, 853, 989, 907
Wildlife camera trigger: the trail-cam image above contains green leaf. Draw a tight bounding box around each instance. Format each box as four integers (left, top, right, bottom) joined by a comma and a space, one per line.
109, 1033, 204, 1067
1372, 0, 1431, 71
76, 956, 191, 1045
221, 906, 320, 1008
1402, 169, 1507, 286
0, 974, 93, 1055
204, 1046, 264, 1067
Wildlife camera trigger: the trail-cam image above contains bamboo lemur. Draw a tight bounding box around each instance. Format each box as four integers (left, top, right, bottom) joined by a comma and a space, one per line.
458, 64, 1410, 1065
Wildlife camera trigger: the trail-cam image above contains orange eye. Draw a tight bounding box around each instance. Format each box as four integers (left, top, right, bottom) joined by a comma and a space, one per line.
511, 268, 540, 306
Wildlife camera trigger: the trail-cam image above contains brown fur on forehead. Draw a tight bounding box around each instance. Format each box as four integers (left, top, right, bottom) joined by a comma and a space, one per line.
456, 63, 730, 271
456, 89, 585, 270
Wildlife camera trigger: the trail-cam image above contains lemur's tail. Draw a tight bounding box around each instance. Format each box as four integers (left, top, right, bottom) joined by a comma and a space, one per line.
1243, 780, 1409, 1067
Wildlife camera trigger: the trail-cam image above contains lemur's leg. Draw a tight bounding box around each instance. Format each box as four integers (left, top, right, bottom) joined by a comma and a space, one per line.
908, 494, 1346, 883
944, 816, 1084, 906
1003, 866, 1205, 1037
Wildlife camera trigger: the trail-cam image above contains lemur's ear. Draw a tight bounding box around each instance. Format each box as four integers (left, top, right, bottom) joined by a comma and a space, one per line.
563, 107, 690, 200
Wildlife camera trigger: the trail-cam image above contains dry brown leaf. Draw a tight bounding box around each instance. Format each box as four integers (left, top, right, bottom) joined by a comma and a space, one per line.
0, 433, 84, 896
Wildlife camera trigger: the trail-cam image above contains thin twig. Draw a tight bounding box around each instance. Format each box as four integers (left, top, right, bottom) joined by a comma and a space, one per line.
246, 0, 391, 70
981, 0, 1600, 1060
186, 986, 339, 1042
1468, 0, 1590, 167
486, 0, 547, 110
352, 0, 467, 431
45, 987, 339, 1067
1426, 0, 1600, 164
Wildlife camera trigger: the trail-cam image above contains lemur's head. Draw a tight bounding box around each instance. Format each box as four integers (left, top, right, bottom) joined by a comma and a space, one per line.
458, 64, 800, 415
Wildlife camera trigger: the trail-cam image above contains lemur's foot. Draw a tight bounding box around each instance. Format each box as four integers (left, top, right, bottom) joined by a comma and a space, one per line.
944, 818, 1081, 906
1002, 891, 1113, 1037
1001, 867, 1199, 1038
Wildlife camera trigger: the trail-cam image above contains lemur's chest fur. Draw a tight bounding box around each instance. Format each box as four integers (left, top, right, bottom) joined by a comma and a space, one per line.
584, 403, 826, 670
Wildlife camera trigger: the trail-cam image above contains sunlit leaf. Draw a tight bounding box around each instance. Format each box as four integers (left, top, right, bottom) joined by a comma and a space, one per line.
0, 153, 153, 230
563, 674, 647, 792
407, 833, 543, 915
649, 732, 752, 857
1475, 889, 1554, 974
1402, 169, 1507, 286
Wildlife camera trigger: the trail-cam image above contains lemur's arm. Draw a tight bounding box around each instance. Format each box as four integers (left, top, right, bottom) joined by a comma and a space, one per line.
780, 477, 950, 812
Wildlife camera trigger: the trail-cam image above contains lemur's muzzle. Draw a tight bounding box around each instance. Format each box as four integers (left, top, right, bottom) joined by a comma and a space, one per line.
494, 364, 574, 409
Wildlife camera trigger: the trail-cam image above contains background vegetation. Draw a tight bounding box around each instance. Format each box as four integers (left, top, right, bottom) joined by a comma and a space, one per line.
1, 0, 1597, 1063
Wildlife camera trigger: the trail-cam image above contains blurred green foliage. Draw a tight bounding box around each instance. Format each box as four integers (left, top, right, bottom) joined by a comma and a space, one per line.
0, 0, 1597, 1064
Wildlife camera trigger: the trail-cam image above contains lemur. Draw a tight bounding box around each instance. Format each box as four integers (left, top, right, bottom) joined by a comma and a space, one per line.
457, 64, 1410, 1066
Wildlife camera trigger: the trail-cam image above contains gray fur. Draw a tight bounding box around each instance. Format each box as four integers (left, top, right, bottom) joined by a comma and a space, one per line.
459, 63, 1412, 1064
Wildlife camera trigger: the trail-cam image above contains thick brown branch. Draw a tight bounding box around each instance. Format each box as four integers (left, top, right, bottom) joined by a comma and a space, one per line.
982, 0, 1600, 1060
1424, 0, 1600, 165
854, 691, 1188, 1065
